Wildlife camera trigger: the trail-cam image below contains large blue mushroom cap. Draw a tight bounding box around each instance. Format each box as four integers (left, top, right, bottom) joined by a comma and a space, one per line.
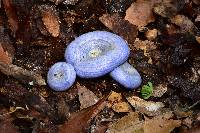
65, 31, 130, 78
47, 62, 76, 91
110, 62, 142, 89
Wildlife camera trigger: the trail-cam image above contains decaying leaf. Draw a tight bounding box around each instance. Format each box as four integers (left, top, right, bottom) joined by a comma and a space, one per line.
107, 91, 132, 113
99, 14, 138, 44
133, 38, 157, 57
126, 95, 165, 116
153, 0, 187, 18
77, 83, 99, 109
152, 83, 168, 97
0, 61, 46, 86
107, 111, 181, 133
170, 15, 196, 33
59, 96, 107, 133
40, 5, 60, 37
144, 112, 181, 133
107, 112, 143, 133
0, 116, 19, 133
0, 43, 14, 64
2, 0, 19, 36
145, 29, 158, 41
125, 0, 160, 27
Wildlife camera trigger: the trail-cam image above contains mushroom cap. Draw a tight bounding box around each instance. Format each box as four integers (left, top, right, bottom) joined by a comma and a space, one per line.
110, 62, 142, 89
65, 31, 130, 78
47, 62, 76, 91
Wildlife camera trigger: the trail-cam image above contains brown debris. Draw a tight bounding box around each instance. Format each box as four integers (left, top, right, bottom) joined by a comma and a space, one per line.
152, 83, 168, 97
99, 14, 138, 44
192, 0, 200, 5
107, 91, 132, 113
0, 116, 19, 133
125, 0, 160, 27
0, 43, 14, 64
2, 0, 19, 36
58, 96, 107, 133
170, 15, 196, 33
0, 61, 46, 86
77, 83, 99, 109
145, 29, 158, 41
126, 95, 165, 116
144, 112, 181, 133
153, 0, 187, 18
133, 38, 157, 57
40, 5, 60, 37
107, 112, 143, 133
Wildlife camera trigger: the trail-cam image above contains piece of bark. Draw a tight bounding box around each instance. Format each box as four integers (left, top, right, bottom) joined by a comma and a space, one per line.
2, 0, 19, 37
99, 14, 137, 44
58, 96, 107, 133
0, 61, 46, 86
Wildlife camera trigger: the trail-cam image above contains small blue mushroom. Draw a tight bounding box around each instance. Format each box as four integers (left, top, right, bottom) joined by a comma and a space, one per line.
47, 62, 76, 91
65, 31, 130, 78
110, 62, 142, 89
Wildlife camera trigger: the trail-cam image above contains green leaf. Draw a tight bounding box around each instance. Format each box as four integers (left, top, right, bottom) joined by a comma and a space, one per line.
141, 82, 153, 99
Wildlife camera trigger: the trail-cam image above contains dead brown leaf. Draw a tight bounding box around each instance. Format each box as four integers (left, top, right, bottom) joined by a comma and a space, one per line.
170, 15, 196, 33
107, 112, 144, 133
2, 0, 19, 36
59, 96, 107, 133
107, 91, 132, 113
0, 116, 19, 133
99, 14, 138, 44
77, 83, 99, 109
0, 61, 46, 86
153, 0, 187, 18
40, 5, 60, 37
144, 112, 181, 133
152, 83, 168, 97
125, 0, 160, 27
0, 43, 14, 64
126, 95, 165, 116
145, 29, 158, 41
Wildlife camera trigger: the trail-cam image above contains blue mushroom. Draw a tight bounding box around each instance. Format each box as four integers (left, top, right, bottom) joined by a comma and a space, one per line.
65, 31, 130, 78
110, 62, 142, 89
47, 62, 76, 91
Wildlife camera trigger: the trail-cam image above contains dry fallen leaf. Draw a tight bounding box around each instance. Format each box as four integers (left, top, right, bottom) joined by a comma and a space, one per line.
107, 111, 181, 133
2, 0, 19, 36
153, 0, 187, 18
0, 43, 14, 64
108, 91, 132, 113
170, 15, 196, 33
40, 5, 60, 37
126, 95, 165, 116
107, 112, 143, 133
77, 83, 99, 109
144, 112, 181, 133
125, 0, 160, 27
99, 14, 138, 44
152, 83, 168, 97
59, 96, 107, 133
0, 61, 46, 86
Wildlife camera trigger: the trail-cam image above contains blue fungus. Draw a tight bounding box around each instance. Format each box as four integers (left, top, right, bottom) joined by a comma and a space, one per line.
47, 62, 76, 91
65, 31, 130, 78
110, 62, 142, 89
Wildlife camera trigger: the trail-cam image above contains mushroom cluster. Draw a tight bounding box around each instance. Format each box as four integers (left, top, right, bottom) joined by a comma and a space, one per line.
47, 31, 142, 91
